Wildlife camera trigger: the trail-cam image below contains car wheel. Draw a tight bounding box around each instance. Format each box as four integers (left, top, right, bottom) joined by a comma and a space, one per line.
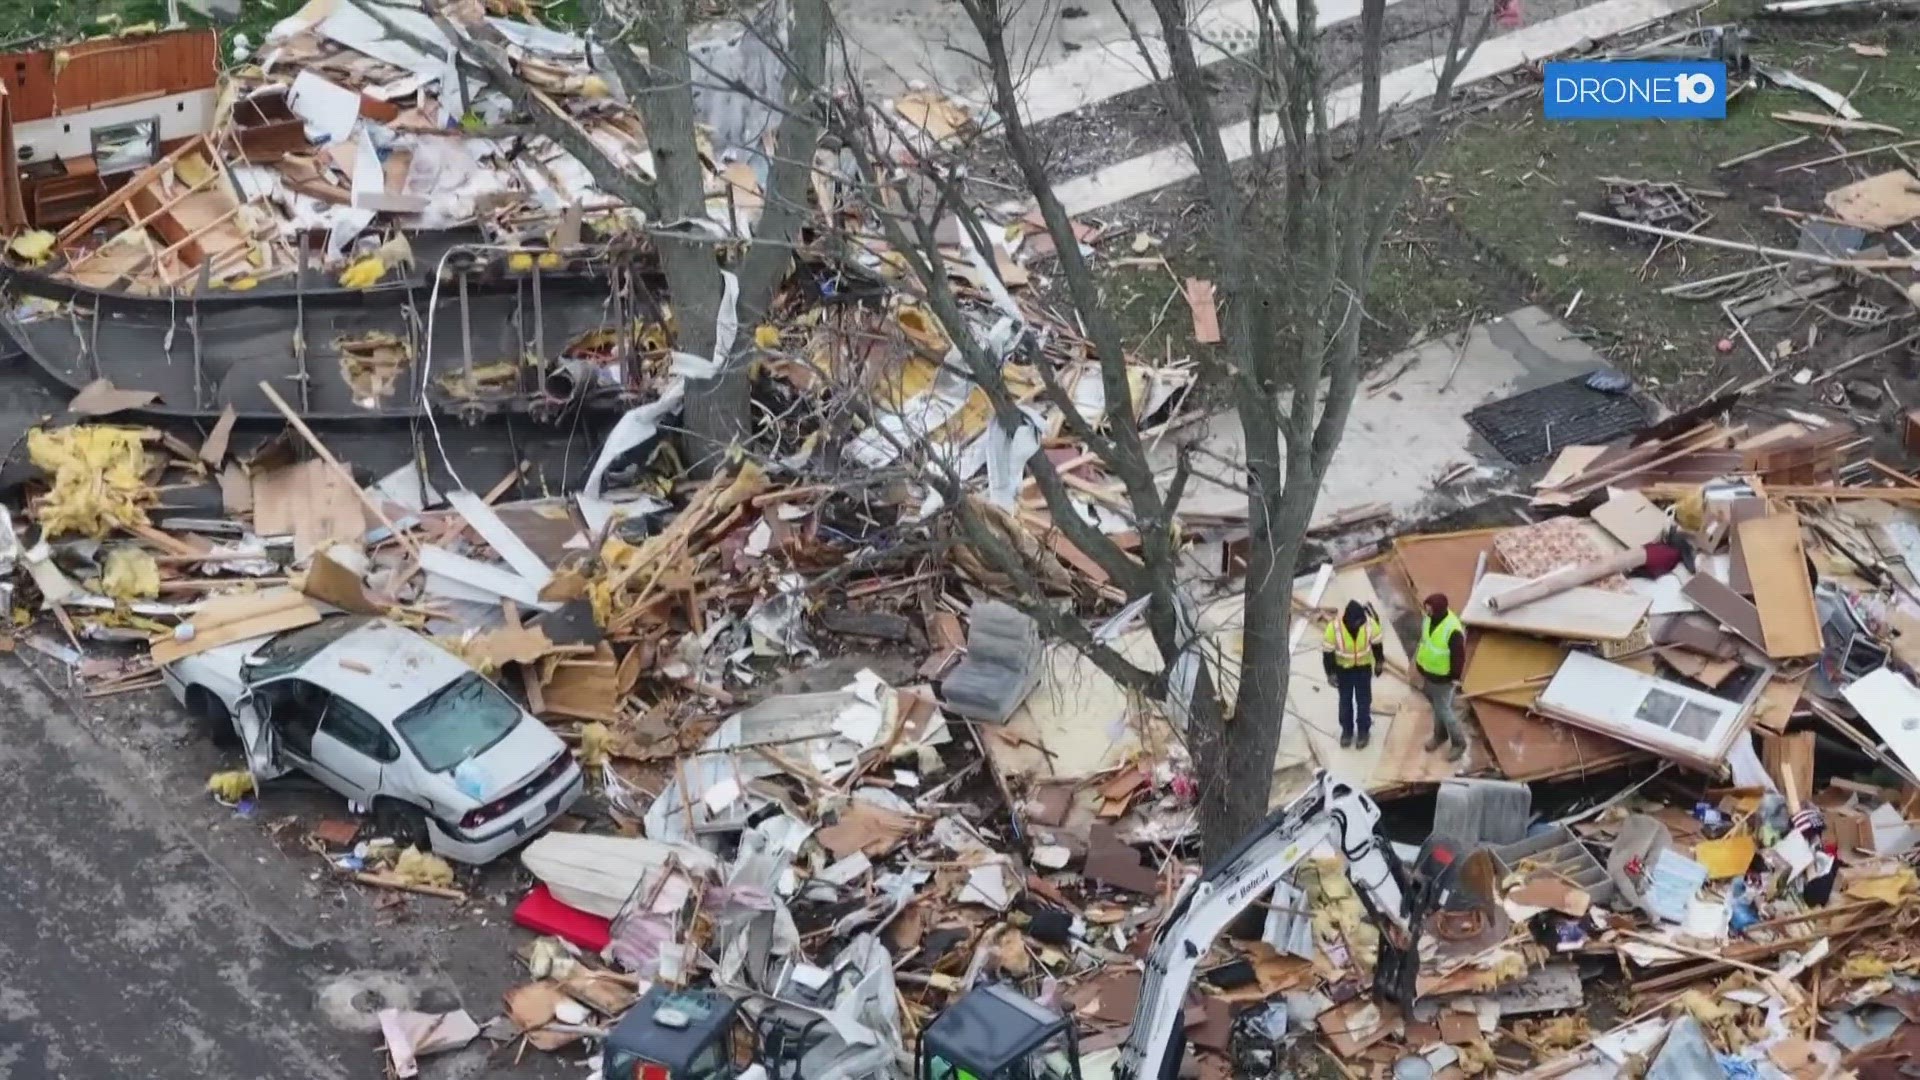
373, 799, 432, 851
186, 686, 239, 748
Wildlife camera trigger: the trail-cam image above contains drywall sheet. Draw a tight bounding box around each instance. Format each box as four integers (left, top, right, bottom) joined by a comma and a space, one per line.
1738, 513, 1823, 659
1463, 572, 1651, 642
1461, 631, 1569, 708
1841, 667, 1920, 781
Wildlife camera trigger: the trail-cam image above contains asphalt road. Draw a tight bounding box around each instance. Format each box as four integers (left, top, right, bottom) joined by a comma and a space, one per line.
0, 657, 362, 1078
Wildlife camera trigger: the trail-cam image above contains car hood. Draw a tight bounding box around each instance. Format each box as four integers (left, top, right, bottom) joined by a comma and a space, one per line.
171, 638, 260, 690
417, 718, 567, 810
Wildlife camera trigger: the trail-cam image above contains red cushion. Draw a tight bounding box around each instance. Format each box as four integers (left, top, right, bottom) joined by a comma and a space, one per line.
512, 884, 612, 951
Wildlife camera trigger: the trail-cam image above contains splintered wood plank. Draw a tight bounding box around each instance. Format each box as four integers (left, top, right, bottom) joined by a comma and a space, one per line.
1184, 278, 1221, 343
1738, 513, 1824, 658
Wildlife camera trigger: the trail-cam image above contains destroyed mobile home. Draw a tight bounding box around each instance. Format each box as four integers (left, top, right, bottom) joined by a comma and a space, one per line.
0, 11, 773, 420
18, 11, 1920, 1080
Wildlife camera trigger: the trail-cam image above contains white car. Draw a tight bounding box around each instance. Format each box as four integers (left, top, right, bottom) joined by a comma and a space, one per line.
161, 614, 584, 864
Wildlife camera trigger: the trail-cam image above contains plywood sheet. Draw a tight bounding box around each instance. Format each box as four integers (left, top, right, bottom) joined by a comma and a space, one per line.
253, 458, 369, 558
1393, 530, 1504, 614
1825, 169, 1920, 229
1291, 567, 1410, 789
1592, 490, 1669, 549
1749, 670, 1807, 735
1738, 513, 1823, 659
1463, 572, 1651, 642
150, 589, 321, 666
1461, 631, 1569, 707
1535, 446, 1609, 490
1368, 689, 1474, 786
987, 598, 1241, 784
1471, 699, 1643, 782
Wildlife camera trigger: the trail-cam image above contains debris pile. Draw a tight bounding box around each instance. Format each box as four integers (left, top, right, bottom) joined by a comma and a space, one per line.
17, 10, 1920, 1080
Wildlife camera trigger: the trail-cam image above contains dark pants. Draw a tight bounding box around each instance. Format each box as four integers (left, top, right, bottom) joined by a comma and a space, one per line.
1336, 667, 1373, 738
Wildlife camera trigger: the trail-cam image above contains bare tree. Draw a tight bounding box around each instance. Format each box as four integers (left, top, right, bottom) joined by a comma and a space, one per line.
809, 0, 1495, 855
426, 0, 829, 474
430, 0, 1492, 854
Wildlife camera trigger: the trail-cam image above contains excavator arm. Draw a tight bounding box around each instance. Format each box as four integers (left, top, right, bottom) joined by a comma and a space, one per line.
1113, 770, 1431, 1080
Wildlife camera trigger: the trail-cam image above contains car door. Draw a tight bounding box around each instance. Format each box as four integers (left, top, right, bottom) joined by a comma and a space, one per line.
310, 696, 397, 804
250, 678, 328, 770
230, 693, 289, 784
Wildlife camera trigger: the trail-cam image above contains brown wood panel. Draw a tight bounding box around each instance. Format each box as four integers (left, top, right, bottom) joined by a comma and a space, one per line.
1725, 497, 1766, 596
0, 28, 216, 124
1, 48, 56, 121
1680, 571, 1767, 651
1393, 529, 1503, 613
1470, 699, 1643, 782
52, 29, 217, 113
1739, 513, 1824, 659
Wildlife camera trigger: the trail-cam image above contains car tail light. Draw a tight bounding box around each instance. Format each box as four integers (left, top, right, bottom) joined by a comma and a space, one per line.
457, 752, 572, 831
634, 1064, 670, 1080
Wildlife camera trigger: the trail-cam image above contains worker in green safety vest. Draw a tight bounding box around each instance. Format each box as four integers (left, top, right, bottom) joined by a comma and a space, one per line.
1415, 593, 1468, 761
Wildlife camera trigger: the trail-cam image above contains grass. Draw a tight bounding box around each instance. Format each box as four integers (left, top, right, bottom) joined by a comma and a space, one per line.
1384, 13, 1920, 399
1087, 11, 1920, 404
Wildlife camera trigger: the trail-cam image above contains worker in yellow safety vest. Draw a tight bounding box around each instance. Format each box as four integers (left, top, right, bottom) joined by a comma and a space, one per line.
1416, 593, 1468, 761
1321, 600, 1385, 750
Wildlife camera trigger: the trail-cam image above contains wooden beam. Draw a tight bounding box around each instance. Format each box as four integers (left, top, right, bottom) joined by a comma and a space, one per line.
1577, 211, 1918, 269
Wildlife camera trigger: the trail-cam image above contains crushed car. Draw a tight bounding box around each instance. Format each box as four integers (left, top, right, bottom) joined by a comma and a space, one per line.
160, 613, 583, 864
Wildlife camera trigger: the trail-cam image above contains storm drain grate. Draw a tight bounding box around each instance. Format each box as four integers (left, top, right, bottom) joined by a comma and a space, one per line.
1464, 373, 1648, 466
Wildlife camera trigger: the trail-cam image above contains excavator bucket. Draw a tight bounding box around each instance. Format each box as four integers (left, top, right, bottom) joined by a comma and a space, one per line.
1372, 935, 1422, 1007
1370, 837, 1456, 1007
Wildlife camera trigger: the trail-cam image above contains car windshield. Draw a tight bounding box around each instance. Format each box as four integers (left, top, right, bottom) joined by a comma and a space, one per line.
244, 615, 373, 683
392, 672, 521, 772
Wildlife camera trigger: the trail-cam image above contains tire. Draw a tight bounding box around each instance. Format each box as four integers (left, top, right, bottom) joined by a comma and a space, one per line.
373, 798, 433, 851
186, 686, 239, 748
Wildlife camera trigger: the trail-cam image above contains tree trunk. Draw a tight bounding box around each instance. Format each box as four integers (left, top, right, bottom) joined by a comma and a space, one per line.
681, 365, 751, 474
1196, 536, 1300, 853
1199, 399, 1322, 855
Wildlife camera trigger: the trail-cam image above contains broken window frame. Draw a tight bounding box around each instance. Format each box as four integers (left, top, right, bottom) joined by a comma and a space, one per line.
90, 116, 162, 177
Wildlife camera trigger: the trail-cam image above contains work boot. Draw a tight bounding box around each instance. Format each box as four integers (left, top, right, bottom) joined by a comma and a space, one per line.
1339, 732, 1354, 749
1356, 731, 1371, 750
1424, 731, 1448, 752
1447, 741, 1467, 761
